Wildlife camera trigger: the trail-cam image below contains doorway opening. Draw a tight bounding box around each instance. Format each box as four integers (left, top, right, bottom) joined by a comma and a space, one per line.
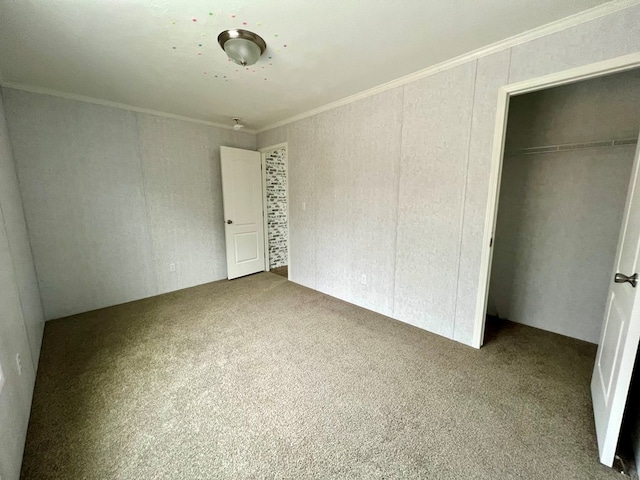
486, 68, 640, 344
476, 57, 640, 468
260, 143, 289, 280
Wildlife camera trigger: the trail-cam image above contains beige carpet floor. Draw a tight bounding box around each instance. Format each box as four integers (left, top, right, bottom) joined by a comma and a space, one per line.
21, 272, 620, 479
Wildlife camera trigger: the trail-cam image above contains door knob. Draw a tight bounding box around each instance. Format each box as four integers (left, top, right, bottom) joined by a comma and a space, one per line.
615, 272, 638, 288
226, 220, 233, 224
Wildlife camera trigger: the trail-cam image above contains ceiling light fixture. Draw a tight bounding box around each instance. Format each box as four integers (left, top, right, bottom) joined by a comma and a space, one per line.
232, 118, 245, 131
218, 29, 267, 67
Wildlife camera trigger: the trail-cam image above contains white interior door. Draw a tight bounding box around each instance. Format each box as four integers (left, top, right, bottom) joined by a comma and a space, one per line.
591, 133, 640, 467
220, 146, 265, 280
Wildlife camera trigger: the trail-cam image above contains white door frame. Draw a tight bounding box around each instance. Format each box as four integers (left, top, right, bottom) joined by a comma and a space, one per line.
259, 143, 290, 279
473, 52, 640, 349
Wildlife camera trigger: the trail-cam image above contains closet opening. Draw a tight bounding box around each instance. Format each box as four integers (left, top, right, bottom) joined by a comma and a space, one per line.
486, 68, 639, 345
260, 143, 290, 279
478, 62, 640, 468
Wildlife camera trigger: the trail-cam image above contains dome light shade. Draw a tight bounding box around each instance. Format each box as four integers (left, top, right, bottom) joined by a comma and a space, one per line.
218, 29, 267, 67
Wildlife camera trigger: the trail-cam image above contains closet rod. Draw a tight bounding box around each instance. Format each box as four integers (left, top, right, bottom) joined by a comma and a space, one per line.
507, 138, 637, 156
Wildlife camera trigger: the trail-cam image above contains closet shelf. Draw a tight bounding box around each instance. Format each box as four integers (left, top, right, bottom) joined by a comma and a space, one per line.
506, 138, 637, 156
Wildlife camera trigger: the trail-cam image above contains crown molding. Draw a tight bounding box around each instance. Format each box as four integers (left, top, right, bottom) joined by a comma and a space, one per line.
0, 81, 258, 134
256, 0, 639, 134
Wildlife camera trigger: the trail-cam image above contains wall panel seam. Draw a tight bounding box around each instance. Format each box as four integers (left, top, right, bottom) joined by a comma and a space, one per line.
133, 113, 160, 295
391, 86, 407, 318
452, 60, 479, 339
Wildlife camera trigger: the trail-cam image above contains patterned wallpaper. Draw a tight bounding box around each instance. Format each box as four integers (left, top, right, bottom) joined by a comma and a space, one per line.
265, 148, 288, 268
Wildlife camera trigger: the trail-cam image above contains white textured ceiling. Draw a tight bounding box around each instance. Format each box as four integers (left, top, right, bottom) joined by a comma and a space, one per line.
0, 0, 616, 130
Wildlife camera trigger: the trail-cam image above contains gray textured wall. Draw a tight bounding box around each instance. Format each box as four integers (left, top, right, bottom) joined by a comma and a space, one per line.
490, 72, 640, 343
0, 91, 44, 480
137, 115, 256, 294
1, 88, 256, 320
505, 70, 640, 151
257, 4, 640, 348
492, 148, 634, 343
